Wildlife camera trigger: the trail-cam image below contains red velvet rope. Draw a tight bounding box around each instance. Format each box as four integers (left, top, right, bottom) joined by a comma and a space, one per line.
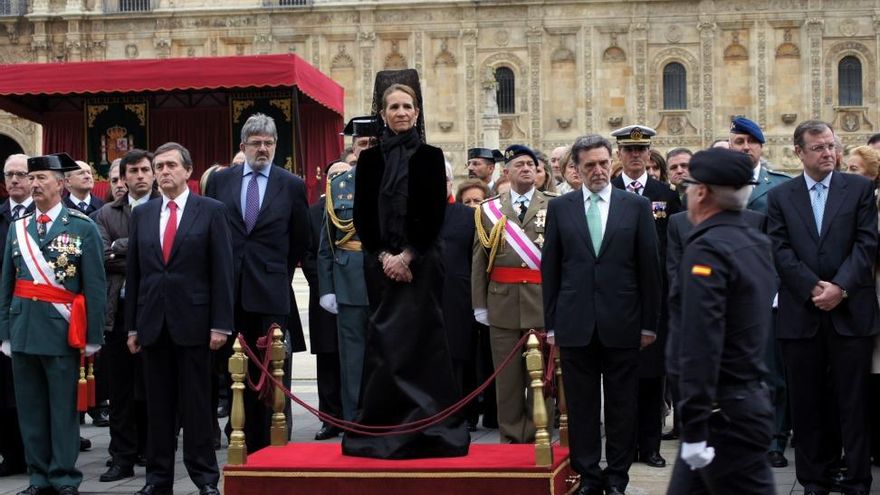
235, 329, 552, 437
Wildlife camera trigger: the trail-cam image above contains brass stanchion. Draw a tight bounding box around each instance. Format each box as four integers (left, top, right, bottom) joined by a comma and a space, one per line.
269, 325, 288, 446
554, 353, 569, 448
228, 338, 248, 465
526, 333, 553, 467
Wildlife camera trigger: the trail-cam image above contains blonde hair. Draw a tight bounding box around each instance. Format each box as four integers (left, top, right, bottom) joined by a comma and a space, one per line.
849, 145, 880, 181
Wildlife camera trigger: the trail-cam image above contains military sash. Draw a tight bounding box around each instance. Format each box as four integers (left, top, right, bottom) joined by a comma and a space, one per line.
14, 217, 86, 348
482, 198, 541, 270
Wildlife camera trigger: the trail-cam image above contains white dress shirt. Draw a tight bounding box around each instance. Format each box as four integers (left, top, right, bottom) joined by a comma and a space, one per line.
128, 193, 150, 209
159, 188, 189, 251
9, 197, 33, 219
804, 170, 833, 196
621, 171, 649, 195
34, 201, 63, 234
509, 187, 536, 212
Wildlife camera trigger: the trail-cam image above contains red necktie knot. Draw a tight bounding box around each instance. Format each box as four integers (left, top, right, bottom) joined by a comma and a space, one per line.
37, 214, 50, 224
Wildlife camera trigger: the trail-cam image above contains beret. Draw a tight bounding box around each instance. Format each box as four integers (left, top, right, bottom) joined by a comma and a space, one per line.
688, 148, 757, 187
504, 144, 539, 167
730, 116, 765, 144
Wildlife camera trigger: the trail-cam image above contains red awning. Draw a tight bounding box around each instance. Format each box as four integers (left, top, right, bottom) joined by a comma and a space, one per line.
0, 53, 344, 115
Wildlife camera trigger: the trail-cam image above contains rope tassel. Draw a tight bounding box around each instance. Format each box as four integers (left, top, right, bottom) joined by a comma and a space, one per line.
77, 351, 88, 412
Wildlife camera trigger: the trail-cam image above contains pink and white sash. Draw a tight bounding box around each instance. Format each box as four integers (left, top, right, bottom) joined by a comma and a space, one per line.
482, 198, 542, 270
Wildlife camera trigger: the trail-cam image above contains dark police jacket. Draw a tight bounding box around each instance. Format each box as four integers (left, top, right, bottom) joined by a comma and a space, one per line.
674, 210, 775, 443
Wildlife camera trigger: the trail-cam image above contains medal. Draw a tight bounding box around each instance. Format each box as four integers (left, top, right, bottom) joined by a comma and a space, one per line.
535, 209, 547, 229
535, 233, 545, 248
56, 253, 68, 267
65, 265, 76, 278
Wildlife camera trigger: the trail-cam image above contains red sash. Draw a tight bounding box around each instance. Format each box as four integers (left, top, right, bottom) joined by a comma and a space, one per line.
14, 280, 87, 349
489, 266, 542, 284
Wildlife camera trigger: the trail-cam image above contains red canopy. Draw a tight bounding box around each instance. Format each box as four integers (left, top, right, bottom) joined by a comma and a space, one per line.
0, 53, 343, 115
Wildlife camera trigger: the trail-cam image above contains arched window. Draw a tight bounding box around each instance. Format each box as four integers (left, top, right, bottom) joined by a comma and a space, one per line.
495, 67, 515, 114
839, 56, 863, 106
663, 62, 687, 110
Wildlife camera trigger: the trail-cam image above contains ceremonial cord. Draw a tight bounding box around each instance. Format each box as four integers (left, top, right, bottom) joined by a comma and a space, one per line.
236, 329, 549, 437
324, 176, 356, 247
473, 204, 506, 273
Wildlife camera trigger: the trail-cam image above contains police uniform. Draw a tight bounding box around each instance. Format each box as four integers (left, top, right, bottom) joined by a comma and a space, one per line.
468, 147, 503, 194
318, 119, 374, 422
472, 144, 555, 444
0, 153, 106, 494
730, 116, 792, 462
668, 148, 776, 495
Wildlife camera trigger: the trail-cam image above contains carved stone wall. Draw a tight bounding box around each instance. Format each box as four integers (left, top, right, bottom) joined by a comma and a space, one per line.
0, 0, 876, 173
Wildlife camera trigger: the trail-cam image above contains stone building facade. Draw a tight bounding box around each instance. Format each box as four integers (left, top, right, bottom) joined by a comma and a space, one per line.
0, 0, 877, 174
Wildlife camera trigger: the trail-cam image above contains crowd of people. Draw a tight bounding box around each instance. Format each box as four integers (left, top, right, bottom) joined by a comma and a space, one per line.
0, 70, 878, 495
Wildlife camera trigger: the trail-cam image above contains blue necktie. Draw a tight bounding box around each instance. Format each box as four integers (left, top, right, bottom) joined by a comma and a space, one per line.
811, 182, 826, 235
244, 173, 260, 233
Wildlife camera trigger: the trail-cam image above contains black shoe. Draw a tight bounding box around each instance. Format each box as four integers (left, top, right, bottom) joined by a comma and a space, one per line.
661, 430, 679, 441
575, 486, 603, 495
57, 487, 78, 495
0, 461, 26, 477
100, 464, 134, 482
767, 450, 788, 468
314, 424, 342, 441
79, 437, 91, 452
134, 484, 173, 495
605, 487, 626, 495
89, 406, 110, 427
482, 417, 498, 429
217, 401, 230, 418
105, 457, 113, 467
466, 421, 478, 432
804, 491, 829, 495
16, 486, 54, 495
639, 451, 666, 468
199, 485, 220, 495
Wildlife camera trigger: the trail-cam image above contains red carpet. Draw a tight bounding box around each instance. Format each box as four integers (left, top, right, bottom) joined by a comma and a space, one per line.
224, 443, 576, 495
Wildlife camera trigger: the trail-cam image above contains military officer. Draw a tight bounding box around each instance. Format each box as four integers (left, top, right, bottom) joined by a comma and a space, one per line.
0, 153, 107, 495
318, 116, 378, 423
610, 124, 682, 468
472, 144, 555, 444
728, 116, 792, 468
668, 147, 776, 494
467, 147, 503, 193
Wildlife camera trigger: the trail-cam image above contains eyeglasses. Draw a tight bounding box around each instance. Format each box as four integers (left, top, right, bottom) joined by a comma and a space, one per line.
245, 140, 276, 149
4, 172, 28, 179
806, 143, 837, 154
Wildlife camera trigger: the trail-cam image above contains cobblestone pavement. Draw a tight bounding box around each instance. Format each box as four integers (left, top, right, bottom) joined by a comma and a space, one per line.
0, 274, 876, 494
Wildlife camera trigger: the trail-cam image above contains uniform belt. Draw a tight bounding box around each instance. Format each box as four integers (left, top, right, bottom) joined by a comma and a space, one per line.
338, 239, 362, 252
13, 279, 87, 349
490, 266, 542, 284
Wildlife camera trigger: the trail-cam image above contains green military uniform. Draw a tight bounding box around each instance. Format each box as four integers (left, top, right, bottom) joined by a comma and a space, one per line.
747, 164, 790, 214
472, 188, 555, 444
0, 205, 106, 490
318, 167, 369, 421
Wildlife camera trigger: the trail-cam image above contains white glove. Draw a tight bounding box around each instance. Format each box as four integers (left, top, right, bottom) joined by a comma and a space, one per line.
319, 294, 339, 315
474, 308, 489, 326
772, 292, 778, 309
85, 344, 102, 357
0, 341, 9, 357
681, 441, 715, 470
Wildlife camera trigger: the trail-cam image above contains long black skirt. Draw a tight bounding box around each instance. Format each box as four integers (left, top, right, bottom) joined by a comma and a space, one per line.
342, 246, 470, 459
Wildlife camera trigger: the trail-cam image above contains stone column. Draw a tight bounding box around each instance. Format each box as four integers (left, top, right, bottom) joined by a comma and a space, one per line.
806, 17, 824, 120
481, 67, 500, 151
358, 30, 375, 115
632, 22, 648, 125
462, 26, 477, 151
526, 22, 543, 147
698, 16, 716, 147
582, 25, 593, 133
757, 22, 768, 129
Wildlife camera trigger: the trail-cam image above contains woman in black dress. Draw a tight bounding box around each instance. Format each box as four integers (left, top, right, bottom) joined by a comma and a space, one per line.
345, 83, 470, 459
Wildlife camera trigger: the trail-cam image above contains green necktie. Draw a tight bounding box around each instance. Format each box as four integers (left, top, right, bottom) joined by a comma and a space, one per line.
587, 192, 603, 253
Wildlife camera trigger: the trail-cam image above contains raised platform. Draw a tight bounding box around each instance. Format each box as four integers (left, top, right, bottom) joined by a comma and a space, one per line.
223, 443, 576, 495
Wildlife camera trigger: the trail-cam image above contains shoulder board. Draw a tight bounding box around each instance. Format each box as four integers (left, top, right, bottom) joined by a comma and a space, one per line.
67, 209, 90, 220
540, 190, 559, 197
480, 194, 500, 205
15, 211, 34, 221
766, 169, 790, 178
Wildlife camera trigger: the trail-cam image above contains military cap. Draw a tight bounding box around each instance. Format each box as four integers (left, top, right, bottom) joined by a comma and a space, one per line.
27, 153, 80, 173
686, 148, 757, 187
729, 116, 765, 144
468, 147, 503, 162
504, 144, 539, 166
342, 115, 380, 137
611, 124, 656, 146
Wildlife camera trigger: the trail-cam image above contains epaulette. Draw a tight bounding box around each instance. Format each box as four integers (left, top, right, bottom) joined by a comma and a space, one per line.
67, 209, 91, 220
766, 169, 791, 178
480, 194, 500, 205
15, 211, 34, 222
541, 190, 559, 197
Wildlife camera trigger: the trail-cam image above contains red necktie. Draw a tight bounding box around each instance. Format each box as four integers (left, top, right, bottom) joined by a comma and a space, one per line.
162, 201, 178, 264
36, 214, 50, 239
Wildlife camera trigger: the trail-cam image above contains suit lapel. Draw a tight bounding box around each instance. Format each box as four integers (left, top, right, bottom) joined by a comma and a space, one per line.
255, 167, 283, 228
229, 164, 245, 222
500, 193, 517, 223
748, 168, 770, 207
168, 196, 201, 263
788, 175, 819, 243
819, 172, 847, 240
600, 188, 626, 255
569, 189, 595, 257
147, 200, 165, 264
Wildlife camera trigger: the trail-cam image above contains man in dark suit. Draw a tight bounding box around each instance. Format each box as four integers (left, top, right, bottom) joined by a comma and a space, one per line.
0, 153, 32, 478
767, 120, 879, 495
203, 113, 309, 452
543, 134, 661, 495
64, 161, 104, 215
126, 142, 233, 495
610, 124, 681, 468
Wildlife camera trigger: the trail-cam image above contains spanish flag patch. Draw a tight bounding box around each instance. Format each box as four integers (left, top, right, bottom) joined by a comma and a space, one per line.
691, 264, 712, 277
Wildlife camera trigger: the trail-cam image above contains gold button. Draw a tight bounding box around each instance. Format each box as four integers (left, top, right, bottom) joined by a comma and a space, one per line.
31, 297, 37, 301
521, 262, 527, 268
